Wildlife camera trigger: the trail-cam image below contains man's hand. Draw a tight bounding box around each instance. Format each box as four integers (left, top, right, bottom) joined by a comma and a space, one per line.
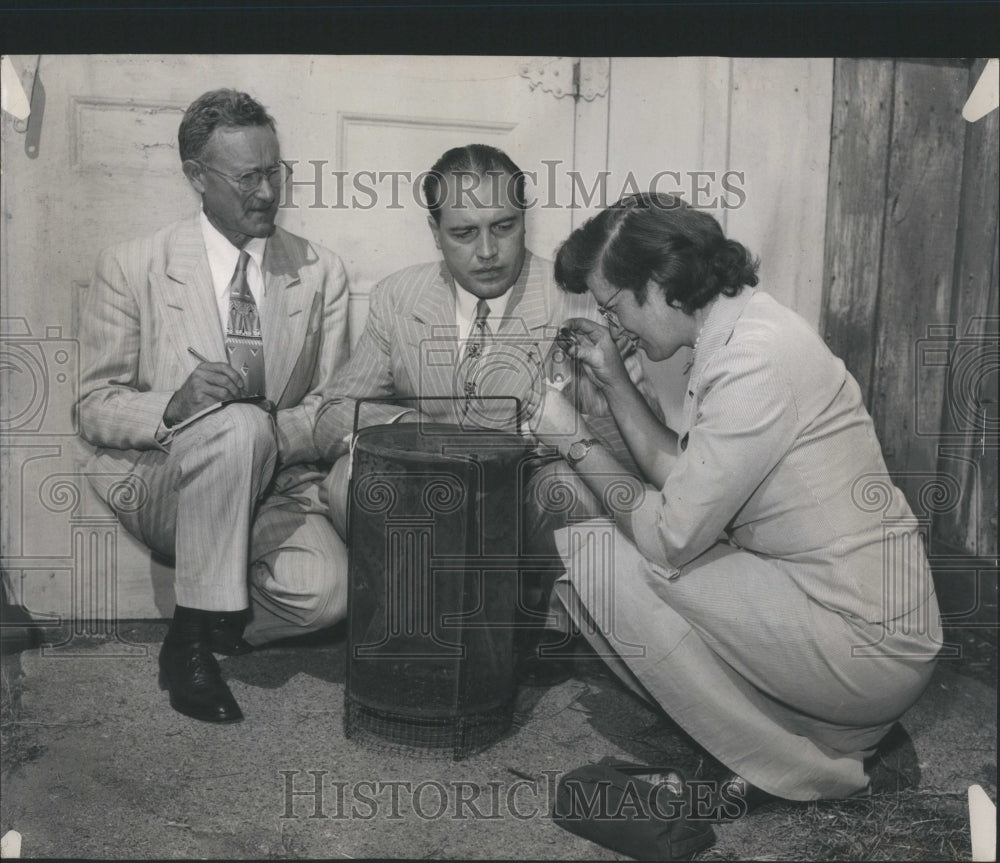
532, 382, 588, 447
163, 362, 247, 427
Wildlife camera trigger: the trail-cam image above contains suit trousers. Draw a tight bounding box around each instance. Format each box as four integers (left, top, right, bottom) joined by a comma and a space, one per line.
322, 449, 601, 631
110, 403, 348, 645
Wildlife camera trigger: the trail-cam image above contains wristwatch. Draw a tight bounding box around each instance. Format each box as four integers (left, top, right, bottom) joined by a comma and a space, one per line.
566, 437, 599, 466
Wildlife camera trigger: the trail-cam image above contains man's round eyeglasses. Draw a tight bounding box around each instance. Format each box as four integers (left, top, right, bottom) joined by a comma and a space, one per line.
199, 160, 293, 194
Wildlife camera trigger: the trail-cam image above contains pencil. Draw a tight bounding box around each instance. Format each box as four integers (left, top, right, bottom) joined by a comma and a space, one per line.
187, 347, 212, 364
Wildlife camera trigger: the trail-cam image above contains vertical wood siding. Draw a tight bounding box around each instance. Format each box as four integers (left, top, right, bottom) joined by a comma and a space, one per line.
824, 58, 998, 624
821, 59, 893, 404
871, 60, 968, 513
934, 59, 999, 558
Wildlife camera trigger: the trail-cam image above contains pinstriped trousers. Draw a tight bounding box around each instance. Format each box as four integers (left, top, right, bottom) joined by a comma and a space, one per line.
322, 449, 600, 634
111, 403, 348, 644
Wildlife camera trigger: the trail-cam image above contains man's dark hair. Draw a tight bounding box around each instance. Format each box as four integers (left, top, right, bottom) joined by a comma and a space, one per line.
422, 144, 526, 223
178, 89, 276, 163
554, 192, 759, 315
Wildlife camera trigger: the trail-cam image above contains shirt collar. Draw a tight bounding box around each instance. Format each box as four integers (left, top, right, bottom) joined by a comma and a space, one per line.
199, 211, 267, 291
688, 287, 757, 385
453, 280, 511, 324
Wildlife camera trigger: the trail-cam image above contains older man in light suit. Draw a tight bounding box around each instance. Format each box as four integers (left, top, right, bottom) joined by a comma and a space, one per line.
77, 90, 350, 723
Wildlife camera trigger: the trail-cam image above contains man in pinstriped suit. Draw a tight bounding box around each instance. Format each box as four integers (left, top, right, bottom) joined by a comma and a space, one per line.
76, 90, 351, 723
312, 144, 647, 679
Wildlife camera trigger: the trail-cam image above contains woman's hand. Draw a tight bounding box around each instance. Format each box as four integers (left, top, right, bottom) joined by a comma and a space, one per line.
559, 317, 632, 393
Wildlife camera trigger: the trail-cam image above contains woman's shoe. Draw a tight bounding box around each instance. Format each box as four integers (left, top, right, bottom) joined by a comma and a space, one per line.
705, 773, 779, 821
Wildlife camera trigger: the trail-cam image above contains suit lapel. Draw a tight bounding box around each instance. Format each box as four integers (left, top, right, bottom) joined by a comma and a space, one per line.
402, 263, 459, 406
259, 228, 312, 403
500, 251, 550, 337
156, 216, 226, 365
408, 261, 456, 332
681, 288, 757, 437
394, 255, 553, 420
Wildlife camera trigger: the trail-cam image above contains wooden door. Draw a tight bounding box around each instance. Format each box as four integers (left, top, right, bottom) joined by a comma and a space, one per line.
0, 54, 579, 626
595, 57, 834, 427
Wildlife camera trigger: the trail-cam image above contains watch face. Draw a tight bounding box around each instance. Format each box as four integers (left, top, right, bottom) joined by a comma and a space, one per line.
569, 440, 588, 462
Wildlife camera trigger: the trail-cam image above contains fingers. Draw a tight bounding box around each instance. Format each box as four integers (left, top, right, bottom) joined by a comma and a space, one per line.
190, 363, 246, 400
561, 317, 607, 343
195, 361, 245, 390
197, 381, 243, 405
613, 329, 639, 355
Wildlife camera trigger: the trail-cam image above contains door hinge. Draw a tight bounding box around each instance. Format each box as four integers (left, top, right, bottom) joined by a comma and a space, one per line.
520, 57, 609, 102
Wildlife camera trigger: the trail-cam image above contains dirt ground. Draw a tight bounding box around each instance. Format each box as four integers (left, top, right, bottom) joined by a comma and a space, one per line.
1, 622, 995, 860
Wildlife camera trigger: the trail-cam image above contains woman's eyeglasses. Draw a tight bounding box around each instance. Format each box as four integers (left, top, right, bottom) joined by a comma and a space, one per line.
596, 287, 625, 329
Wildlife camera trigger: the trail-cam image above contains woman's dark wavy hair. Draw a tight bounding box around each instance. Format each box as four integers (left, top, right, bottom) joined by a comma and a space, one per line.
554, 192, 759, 314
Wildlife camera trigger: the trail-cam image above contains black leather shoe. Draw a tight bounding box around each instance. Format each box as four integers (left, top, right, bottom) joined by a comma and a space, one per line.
159, 638, 243, 723
206, 613, 254, 656
159, 606, 243, 723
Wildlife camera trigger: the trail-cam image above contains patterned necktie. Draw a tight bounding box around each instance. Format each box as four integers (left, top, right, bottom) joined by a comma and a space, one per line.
465, 298, 491, 361
225, 250, 265, 397
462, 298, 492, 403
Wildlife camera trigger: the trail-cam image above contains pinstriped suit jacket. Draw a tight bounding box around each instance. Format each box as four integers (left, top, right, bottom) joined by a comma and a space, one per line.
313, 250, 628, 462
77, 215, 350, 494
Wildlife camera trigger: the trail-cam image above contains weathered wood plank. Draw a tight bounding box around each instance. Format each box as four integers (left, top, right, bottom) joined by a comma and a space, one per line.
870, 60, 968, 514
932, 61, 999, 560
727, 58, 833, 329
821, 59, 894, 403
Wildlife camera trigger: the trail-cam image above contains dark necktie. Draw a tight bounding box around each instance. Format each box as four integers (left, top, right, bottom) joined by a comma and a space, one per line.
225, 250, 265, 397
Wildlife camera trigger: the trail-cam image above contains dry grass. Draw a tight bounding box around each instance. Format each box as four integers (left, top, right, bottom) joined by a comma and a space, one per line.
0, 650, 43, 777
698, 789, 973, 861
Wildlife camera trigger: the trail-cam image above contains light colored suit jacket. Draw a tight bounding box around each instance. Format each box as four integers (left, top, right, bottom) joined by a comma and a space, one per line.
313, 250, 628, 462
78, 215, 349, 492
629, 288, 934, 623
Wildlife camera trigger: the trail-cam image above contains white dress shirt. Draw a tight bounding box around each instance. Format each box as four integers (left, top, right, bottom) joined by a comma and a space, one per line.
199, 210, 267, 334
453, 281, 511, 343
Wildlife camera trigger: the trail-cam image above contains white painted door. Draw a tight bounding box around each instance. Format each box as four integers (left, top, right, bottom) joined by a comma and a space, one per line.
0, 54, 581, 625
